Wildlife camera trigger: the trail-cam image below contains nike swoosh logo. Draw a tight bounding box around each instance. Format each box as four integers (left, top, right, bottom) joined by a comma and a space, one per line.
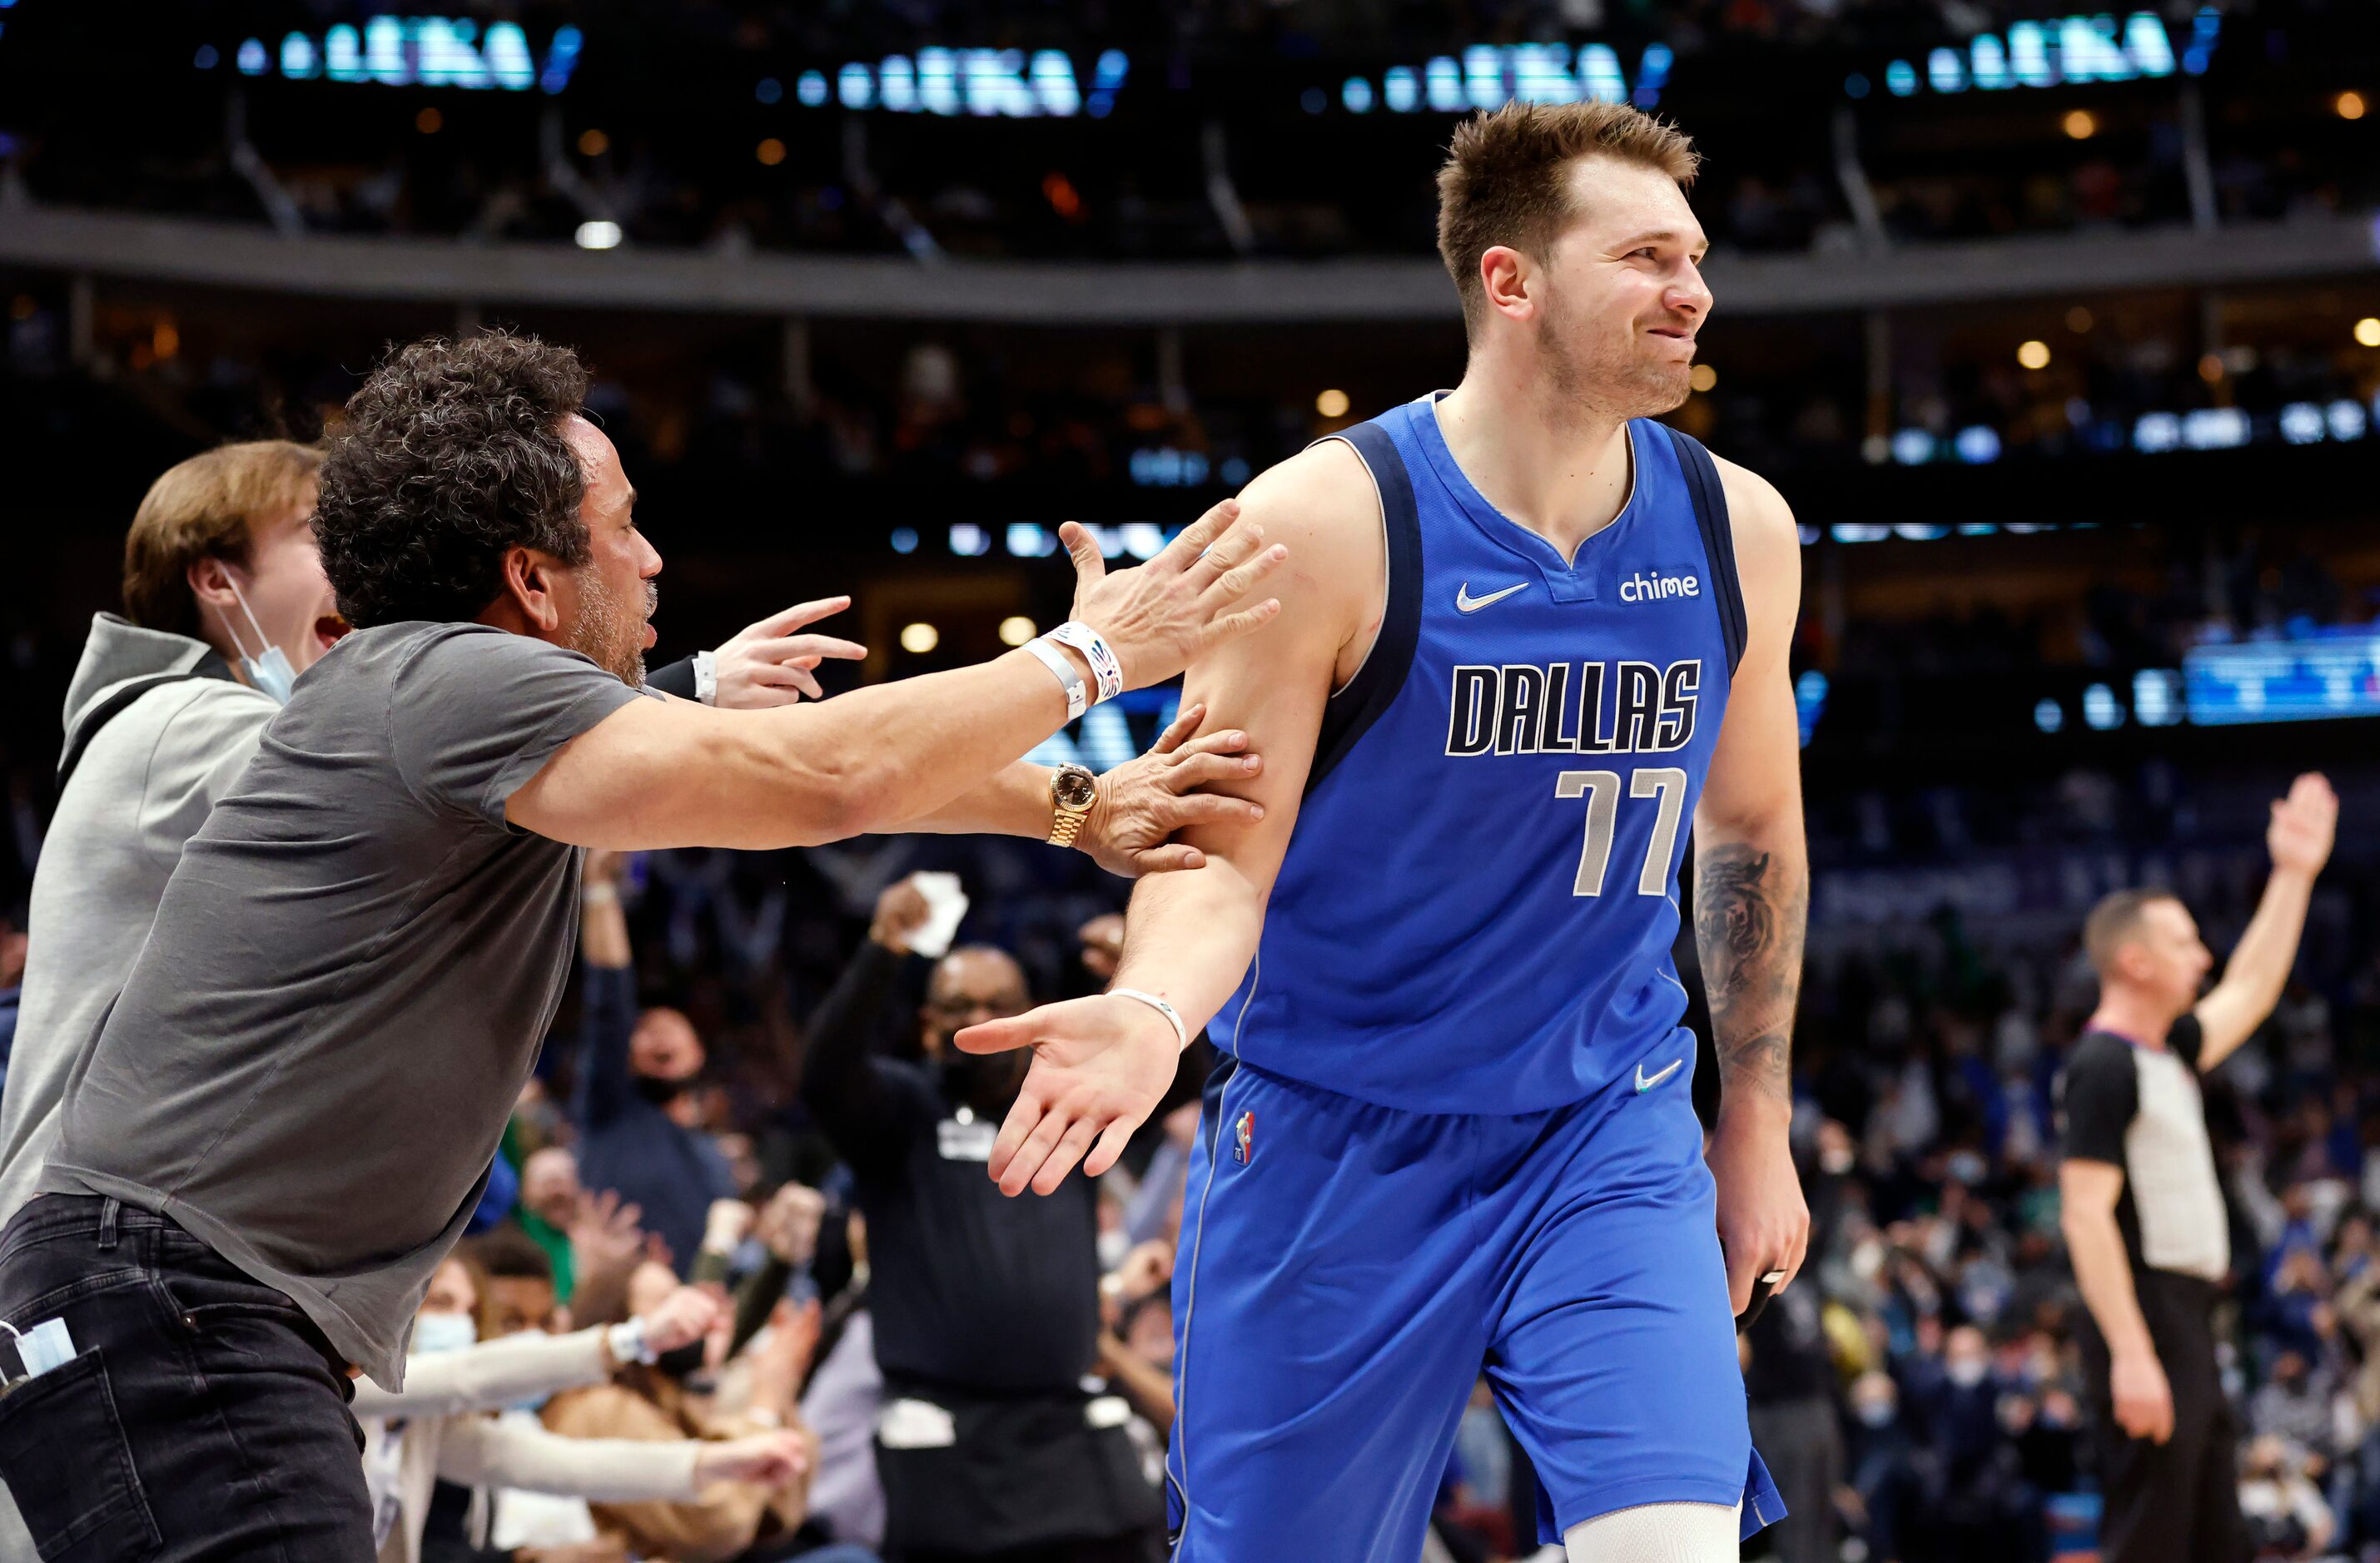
1635, 1059, 1683, 1093
1455, 581, 1530, 613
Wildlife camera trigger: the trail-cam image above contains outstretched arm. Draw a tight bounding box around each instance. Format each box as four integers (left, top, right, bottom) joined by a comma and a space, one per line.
507, 504, 1284, 850
952, 442, 1379, 1196
2194, 773, 2337, 1072
1693, 459, 1811, 1317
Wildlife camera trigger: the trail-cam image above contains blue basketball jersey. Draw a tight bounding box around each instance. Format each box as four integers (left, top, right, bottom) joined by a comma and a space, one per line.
1215, 393, 1747, 1114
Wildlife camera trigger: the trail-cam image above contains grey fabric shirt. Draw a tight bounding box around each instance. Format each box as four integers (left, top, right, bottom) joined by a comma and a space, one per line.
41, 621, 645, 1387
0, 615, 277, 1225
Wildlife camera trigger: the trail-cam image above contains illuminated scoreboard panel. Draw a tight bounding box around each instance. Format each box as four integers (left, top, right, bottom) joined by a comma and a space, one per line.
2185, 636, 2380, 727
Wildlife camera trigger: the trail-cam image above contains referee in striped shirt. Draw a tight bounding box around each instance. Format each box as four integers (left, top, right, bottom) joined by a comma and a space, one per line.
2058, 773, 2337, 1563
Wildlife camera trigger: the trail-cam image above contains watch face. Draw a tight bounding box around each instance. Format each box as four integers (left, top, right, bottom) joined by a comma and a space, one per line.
1054, 767, 1099, 811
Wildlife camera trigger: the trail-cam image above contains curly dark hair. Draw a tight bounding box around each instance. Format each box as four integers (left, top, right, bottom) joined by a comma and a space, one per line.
315, 330, 592, 628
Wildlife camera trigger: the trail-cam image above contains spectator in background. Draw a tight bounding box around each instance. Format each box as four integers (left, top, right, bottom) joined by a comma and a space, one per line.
0, 439, 331, 1557
572, 847, 741, 1271
0, 439, 328, 1228
365, 1248, 807, 1563
798, 876, 1163, 1563
543, 1258, 829, 1561
519, 1145, 588, 1303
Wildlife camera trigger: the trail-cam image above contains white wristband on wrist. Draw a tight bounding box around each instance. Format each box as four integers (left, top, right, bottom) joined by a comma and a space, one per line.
1111, 987, 1189, 1051
693, 648, 719, 706
1045, 621, 1125, 704
608, 1318, 656, 1366
1023, 637, 1089, 720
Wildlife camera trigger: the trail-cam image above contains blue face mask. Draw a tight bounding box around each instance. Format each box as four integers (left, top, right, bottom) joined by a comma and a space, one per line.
410, 1312, 479, 1357
216, 571, 298, 705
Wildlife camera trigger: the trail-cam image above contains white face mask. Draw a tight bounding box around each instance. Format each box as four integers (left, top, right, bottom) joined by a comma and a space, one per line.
214, 569, 298, 705
410, 1312, 479, 1357
1946, 1357, 1990, 1390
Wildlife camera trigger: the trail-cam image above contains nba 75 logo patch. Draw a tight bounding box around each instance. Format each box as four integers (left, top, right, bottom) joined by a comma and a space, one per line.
1233, 1110, 1254, 1164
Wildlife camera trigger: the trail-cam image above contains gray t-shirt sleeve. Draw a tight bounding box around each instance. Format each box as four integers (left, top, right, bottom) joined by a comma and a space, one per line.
389, 626, 648, 829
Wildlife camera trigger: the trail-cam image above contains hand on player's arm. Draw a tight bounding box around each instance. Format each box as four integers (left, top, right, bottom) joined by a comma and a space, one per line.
1694, 462, 1811, 1317
506, 501, 1284, 851
2194, 772, 2337, 1072
2060, 1158, 2174, 1443
881, 701, 1268, 876
955, 444, 1375, 1197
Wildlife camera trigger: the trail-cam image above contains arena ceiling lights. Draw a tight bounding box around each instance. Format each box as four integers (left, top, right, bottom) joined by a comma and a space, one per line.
211, 17, 582, 92
1846, 7, 2220, 100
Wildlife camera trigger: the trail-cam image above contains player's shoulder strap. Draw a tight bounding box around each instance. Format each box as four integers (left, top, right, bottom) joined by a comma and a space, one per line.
55, 652, 241, 792
1657, 423, 1749, 677
1305, 417, 1425, 799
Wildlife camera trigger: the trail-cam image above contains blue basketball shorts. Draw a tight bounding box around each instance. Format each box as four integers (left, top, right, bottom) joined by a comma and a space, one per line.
1163, 1049, 1782, 1562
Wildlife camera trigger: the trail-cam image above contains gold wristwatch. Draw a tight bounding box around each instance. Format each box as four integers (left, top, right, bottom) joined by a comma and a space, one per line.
1048, 763, 1099, 848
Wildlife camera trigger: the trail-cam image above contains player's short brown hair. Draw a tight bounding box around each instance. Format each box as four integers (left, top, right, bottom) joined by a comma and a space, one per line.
122, 440, 322, 639
2084, 887, 2183, 975
1436, 100, 1701, 335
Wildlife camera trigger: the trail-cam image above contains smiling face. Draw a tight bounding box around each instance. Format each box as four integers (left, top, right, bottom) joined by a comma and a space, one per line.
1508, 156, 1712, 419
556, 415, 662, 686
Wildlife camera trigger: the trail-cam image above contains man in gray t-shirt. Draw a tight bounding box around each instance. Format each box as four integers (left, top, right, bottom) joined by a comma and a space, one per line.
41, 620, 641, 1384
0, 330, 1284, 1561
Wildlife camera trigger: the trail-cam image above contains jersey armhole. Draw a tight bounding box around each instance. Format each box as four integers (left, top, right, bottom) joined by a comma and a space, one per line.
1658, 424, 1748, 677
1304, 422, 1424, 799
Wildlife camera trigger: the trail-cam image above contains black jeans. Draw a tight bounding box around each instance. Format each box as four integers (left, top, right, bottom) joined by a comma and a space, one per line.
0, 1193, 374, 1562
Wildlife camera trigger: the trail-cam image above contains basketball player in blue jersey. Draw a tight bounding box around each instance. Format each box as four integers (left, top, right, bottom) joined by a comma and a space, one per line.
957, 101, 1808, 1562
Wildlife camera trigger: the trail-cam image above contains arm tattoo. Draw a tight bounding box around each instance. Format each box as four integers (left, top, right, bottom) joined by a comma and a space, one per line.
1694, 841, 1807, 1107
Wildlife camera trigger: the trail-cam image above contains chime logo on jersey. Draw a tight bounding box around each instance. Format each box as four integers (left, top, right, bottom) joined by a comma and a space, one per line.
1619, 570, 1701, 603
1234, 1110, 1254, 1164
1443, 657, 1702, 757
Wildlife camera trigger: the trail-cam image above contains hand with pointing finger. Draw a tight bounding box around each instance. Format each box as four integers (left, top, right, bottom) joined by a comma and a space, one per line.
711, 597, 868, 707
1060, 500, 1285, 691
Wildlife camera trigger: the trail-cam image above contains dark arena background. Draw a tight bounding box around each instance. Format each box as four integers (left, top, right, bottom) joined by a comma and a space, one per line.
0, 3, 2377, 1561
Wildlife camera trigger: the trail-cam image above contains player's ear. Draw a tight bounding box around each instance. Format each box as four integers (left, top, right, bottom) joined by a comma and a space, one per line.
1478, 245, 1535, 324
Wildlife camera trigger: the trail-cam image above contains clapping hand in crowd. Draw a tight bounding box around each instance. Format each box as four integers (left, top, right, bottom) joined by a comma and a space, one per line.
755, 1183, 827, 1268
636, 1285, 723, 1358
870, 877, 932, 956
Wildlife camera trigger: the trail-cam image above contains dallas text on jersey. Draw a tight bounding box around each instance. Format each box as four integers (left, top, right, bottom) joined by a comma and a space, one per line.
1443, 658, 1702, 757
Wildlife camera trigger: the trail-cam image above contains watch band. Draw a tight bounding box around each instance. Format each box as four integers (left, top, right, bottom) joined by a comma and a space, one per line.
1044, 621, 1125, 704
693, 648, 718, 706
1111, 987, 1189, 1051
1023, 637, 1088, 720
1048, 765, 1096, 849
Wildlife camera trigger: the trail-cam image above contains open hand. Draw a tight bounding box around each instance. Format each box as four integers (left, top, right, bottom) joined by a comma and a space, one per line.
1079, 702, 1266, 876
956, 994, 1182, 1196
1066, 500, 1284, 690
710, 597, 867, 707
2268, 772, 2338, 878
